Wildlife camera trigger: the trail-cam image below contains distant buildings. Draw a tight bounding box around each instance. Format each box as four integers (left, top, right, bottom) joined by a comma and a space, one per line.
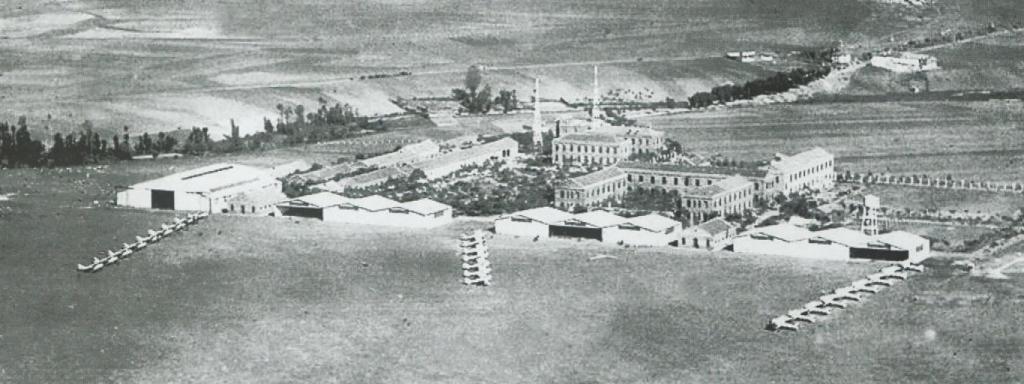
276, 192, 453, 228
555, 167, 629, 209
725, 51, 774, 63
680, 217, 737, 250
618, 161, 775, 198
495, 207, 681, 247
870, 53, 939, 73
733, 223, 930, 263
360, 139, 440, 168
116, 163, 285, 215
319, 166, 412, 192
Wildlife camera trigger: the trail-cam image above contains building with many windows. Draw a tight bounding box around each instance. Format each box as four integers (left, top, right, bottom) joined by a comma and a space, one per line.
680, 175, 755, 219
554, 119, 665, 156
554, 167, 629, 209
552, 133, 630, 166
618, 161, 775, 198
767, 147, 835, 195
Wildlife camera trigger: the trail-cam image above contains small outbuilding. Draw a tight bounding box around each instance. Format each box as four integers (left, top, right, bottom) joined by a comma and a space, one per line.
681, 218, 737, 250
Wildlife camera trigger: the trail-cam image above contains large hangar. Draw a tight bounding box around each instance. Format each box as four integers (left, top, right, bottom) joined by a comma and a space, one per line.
116, 163, 285, 214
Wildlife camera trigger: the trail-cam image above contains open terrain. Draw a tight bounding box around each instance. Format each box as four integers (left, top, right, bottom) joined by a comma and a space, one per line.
638, 100, 1024, 181
1, 0, 1015, 138
1, 152, 1024, 383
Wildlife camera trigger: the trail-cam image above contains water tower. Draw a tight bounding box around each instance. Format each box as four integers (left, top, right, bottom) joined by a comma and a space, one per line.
861, 194, 880, 236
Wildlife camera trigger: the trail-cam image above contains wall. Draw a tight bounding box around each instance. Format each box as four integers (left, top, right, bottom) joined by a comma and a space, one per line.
603, 225, 680, 247
494, 219, 550, 238
733, 237, 849, 261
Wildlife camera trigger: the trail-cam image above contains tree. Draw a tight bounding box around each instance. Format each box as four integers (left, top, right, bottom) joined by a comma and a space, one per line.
495, 89, 517, 113
464, 65, 483, 94
263, 118, 275, 134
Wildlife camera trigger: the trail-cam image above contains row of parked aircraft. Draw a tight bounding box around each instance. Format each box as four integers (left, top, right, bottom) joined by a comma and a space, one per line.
76, 212, 209, 273
767, 261, 924, 332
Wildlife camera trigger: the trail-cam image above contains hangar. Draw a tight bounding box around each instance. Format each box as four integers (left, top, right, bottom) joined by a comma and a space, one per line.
733, 223, 931, 263
496, 207, 684, 247
116, 163, 285, 214
280, 193, 453, 228
603, 213, 682, 247
494, 207, 575, 239
275, 192, 349, 220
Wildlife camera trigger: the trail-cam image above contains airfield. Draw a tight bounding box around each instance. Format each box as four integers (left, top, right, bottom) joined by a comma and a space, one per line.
1, 156, 1023, 383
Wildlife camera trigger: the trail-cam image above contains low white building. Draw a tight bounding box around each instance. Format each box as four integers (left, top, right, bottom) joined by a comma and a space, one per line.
361, 140, 440, 168
681, 217, 738, 250
328, 195, 452, 228
413, 137, 519, 179
494, 207, 575, 239
116, 163, 285, 215
603, 214, 681, 247
275, 192, 349, 220
733, 223, 931, 263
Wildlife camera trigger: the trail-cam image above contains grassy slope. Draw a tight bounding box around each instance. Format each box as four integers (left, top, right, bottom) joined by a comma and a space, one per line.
637, 100, 1024, 181
1, 155, 1023, 383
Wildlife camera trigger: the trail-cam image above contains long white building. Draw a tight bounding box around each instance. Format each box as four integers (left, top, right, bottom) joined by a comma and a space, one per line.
276, 193, 453, 228
733, 223, 930, 263
412, 137, 519, 179
495, 207, 682, 247
767, 147, 835, 195
116, 163, 285, 215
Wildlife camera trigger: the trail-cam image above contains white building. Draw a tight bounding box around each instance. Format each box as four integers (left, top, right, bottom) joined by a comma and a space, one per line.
681, 217, 738, 250
275, 192, 349, 220
328, 195, 452, 228
494, 206, 575, 239
733, 223, 931, 263
413, 137, 519, 179
870, 53, 939, 73
603, 213, 682, 247
116, 163, 285, 215
267, 160, 312, 178
361, 140, 440, 168
768, 147, 835, 195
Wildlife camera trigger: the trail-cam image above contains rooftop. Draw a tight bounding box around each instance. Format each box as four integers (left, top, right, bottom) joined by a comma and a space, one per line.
413, 137, 518, 171
279, 192, 349, 208
746, 223, 813, 242
813, 227, 875, 247
619, 161, 767, 178
342, 195, 400, 211
694, 217, 737, 236
401, 198, 451, 215
560, 167, 625, 189
131, 163, 277, 195
339, 167, 409, 187
772, 147, 832, 173
362, 140, 439, 167
567, 210, 628, 228
502, 206, 575, 225
875, 231, 928, 251
621, 214, 679, 231
554, 132, 625, 144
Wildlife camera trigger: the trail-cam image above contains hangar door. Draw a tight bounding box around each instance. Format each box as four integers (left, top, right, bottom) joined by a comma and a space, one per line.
549, 225, 602, 241
850, 247, 908, 262
280, 207, 323, 220
151, 190, 175, 210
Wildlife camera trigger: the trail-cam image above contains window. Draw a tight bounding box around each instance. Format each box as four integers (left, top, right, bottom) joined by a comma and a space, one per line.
662, 177, 667, 184
674, 177, 679, 185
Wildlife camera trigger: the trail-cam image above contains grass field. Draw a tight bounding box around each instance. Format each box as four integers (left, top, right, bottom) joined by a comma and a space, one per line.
2, 156, 1024, 383
637, 100, 1024, 182
854, 184, 1024, 216
2, 0, 1014, 138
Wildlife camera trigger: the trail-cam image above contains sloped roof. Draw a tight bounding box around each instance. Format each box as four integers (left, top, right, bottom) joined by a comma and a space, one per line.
560, 167, 625, 189
772, 147, 832, 173
362, 140, 439, 167
555, 132, 624, 144
342, 195, 399, 211
338, 167, 409, 187
567, 210, 628, 228
619, 161, 767, 178
401, 198, 451, 215
746, 223, 812, 242
131, 163, 276, 194
692, 217, 736, 236
621, 214, 679, 231
413, 137, 518, 171
280, 192, 348, 208
875, 231, 928, 251
501, 207, 574, 225
813, 227, 874, 247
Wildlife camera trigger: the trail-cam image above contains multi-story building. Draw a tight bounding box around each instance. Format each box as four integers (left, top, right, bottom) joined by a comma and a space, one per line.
552, 133, 630, 166
767, 147, 835, 195
554, 118, 665, 156
680, 175, 755, 219
554, 167, 629, 209
618, 161, 775, 199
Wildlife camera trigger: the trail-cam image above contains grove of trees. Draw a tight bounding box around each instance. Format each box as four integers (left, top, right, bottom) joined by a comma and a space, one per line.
688, 67, 831, 109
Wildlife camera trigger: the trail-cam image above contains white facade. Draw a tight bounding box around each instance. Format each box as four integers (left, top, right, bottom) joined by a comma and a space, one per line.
324, 195, 453, 228
414, 138, 519, 179
733, 223, 931, 262
769, 148, 835, 195
116, 163, 285, 214
870, 53, 939, 73
602, 214, 681, 247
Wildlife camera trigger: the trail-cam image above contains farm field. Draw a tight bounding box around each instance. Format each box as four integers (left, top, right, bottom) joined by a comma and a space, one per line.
0, 0, 1012, 138
1, 157, 1024, 383
853, 184, 1023, 216
638, 100, 1024, 181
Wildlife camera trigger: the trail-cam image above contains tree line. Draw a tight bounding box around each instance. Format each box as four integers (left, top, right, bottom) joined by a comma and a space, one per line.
688, 67, 831, 109
451, 65, 519, 114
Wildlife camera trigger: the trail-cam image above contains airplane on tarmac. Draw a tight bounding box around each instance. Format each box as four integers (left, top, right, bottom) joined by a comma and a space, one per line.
767, 316, 799, 331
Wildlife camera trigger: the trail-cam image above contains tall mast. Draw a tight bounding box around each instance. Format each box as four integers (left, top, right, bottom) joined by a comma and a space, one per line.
591, 65, 599, 130
532, 77, 543, 146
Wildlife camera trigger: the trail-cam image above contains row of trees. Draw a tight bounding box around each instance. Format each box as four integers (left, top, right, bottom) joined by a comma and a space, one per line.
688, 67, 831, 108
